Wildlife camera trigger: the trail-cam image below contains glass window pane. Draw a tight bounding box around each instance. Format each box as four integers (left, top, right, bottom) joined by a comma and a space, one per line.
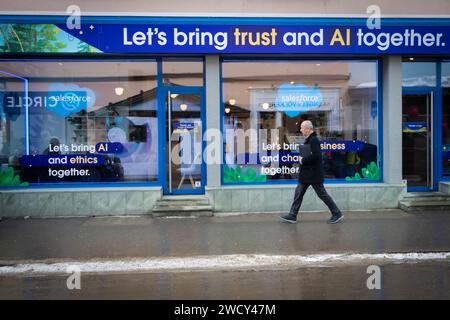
222, 60, 380, 183
162, 58, 203, 86
0, 60, 158, 184
402, 62, 436, 87
0, 71, 28, 186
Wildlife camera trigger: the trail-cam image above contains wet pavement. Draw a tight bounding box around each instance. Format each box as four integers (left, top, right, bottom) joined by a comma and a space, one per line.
1, 261, 449, 299
1, 210, 450, 300
0, 210, 450, 262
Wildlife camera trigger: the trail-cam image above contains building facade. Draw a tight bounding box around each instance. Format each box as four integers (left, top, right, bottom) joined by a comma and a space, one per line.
1, 1, 450, 217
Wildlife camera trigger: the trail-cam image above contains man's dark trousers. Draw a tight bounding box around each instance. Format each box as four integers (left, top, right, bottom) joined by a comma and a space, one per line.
289, 183, 341, 217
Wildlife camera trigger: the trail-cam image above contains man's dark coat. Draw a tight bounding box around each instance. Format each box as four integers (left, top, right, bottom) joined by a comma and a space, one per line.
298, 131, 324, 184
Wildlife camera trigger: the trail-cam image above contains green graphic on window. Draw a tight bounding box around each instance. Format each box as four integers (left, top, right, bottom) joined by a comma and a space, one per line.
223, 165, 267, 183
0, 167, 29, 187
345, 161, 381, 181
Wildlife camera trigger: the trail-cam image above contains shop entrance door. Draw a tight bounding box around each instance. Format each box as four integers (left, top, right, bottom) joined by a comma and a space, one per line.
402, 89, 435, 191
162, 87, 205, 195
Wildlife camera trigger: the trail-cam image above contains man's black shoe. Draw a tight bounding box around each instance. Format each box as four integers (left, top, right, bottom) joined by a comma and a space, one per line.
327, 212, 344, 224
279, 214, 297, 224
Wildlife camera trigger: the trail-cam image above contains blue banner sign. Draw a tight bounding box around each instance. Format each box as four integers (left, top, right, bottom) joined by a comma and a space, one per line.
320, 140, 366, 152
55, 23, 450, 54
173, 122, 196, 130
232, 141, 366, 164
403, 122, 427, 132
20, 154, 105, 167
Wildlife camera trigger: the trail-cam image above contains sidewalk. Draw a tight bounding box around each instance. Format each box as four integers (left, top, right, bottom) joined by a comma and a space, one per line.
1, 209, 449, 264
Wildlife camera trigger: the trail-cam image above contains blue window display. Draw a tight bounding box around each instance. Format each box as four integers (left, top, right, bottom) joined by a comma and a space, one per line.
222, 60, 380, 183
0, 60, 159, 185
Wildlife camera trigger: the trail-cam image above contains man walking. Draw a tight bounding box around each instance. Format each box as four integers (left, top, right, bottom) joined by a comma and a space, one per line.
280, 120, 344, 224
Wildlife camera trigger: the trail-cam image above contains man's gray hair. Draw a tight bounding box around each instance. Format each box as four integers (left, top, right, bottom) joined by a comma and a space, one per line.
301, 120, 314, 129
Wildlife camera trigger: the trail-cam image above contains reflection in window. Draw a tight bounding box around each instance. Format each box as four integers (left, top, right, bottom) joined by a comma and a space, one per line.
0, 60, 158, 184
162, 58, 203, 87
402, 62, 436, 87
0, 71, 28, 186
222, 60, 380, 183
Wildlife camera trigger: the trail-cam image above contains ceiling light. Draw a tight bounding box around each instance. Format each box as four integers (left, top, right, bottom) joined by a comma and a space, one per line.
115, 87, 124, 96
225, 107, 231, 114
228, 99, 236, 105
262, 102, 270, 110
180, 104, 188, 111
171, 94, 179, 99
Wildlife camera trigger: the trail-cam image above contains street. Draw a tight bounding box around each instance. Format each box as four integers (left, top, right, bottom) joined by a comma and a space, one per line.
1, 261, 449, 299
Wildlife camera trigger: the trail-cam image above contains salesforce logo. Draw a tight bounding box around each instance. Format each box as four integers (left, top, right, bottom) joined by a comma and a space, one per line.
275, 83, 323, 117
47, 91, 90, 115
47, 83, 96, 117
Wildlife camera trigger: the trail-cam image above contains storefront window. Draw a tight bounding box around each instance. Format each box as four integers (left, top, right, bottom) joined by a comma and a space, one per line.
222, 60, 380, 183
0, 60, 158, 185
442, 62, 450, 177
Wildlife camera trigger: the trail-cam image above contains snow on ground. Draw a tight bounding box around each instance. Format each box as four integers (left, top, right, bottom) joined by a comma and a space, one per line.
1, 252, 449, 275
